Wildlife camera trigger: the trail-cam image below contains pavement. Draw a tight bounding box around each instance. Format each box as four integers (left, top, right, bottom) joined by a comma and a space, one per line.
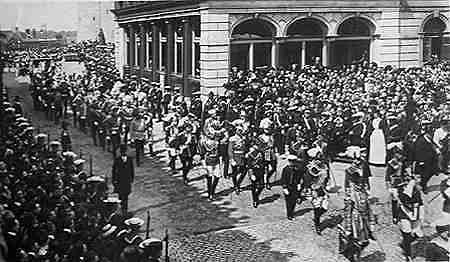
4, 68, 448, 262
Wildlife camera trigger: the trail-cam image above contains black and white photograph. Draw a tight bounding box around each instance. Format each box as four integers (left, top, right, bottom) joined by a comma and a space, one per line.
0, 0, 449, 261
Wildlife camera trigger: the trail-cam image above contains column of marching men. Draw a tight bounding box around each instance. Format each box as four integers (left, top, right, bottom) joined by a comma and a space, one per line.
0, 93, 167, 260
11, 43, 450, 262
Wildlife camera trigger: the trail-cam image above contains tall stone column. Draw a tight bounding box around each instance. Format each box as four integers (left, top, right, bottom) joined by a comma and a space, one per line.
199, 11, 229, 99
139, 23, 147, 77
322, 40, 328, 66
129, 24, 136, 68
166, 21, 175, 82
151, 22, 160, 82
183, 18, 193, 97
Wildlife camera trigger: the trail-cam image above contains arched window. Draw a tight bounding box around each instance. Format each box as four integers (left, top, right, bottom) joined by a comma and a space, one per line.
423, 17, 446, 34
337, 17, 373, 36
286, 18, 327, 37
279, 18, 328, 68
422, 17, 448, 61
231, 19, 275, 39
231, 19, 277, 70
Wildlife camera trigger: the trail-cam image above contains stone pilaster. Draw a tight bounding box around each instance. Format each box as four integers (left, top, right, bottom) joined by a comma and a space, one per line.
199, 10, 230, 99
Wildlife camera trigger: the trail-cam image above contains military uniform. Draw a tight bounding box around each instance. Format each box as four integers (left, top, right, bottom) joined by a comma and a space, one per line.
246, 146, 265, 207
306, 158, 329, 233
178, 125, 197, 183
199, 136, 221, 200
258, 131, 277, 189
131, 116, 148, 166
228, 129, 248, 193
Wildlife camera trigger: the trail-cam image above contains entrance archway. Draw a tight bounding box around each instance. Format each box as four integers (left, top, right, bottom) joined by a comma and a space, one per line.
230, 18, 276, 70
280, 18, 328, 68
333, 17, 375, 65
422, 17, 447, 62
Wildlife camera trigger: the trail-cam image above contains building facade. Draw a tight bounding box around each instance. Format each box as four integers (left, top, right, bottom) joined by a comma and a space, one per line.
77, 1, 115, 43
112, 0, 450, 97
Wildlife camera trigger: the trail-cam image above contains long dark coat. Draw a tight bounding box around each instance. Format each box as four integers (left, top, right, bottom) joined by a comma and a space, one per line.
112, 156, 134, 198
413, 134, 439, 179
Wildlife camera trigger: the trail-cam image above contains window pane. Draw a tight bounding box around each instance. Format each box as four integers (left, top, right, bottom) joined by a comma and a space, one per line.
279, 42, 301, 68
194, 42, 200, 77
176, 42, 183, 74
126, 41, 130, 65
254, 43, 271, 68
161, 42, 167, 71
231, 44, 249, 70
147, 41, 152, 69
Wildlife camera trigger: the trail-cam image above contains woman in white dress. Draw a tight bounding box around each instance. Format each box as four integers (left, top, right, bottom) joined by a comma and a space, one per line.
369, 111, 387, 165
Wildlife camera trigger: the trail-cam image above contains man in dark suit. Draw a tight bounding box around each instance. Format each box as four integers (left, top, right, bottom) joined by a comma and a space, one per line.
413, 121, 439, 193
281, 155, 304, 220
112, 144, 135, 214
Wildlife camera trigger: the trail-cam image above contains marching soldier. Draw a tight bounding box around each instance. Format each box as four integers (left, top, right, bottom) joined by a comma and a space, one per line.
178, 123, 197, 184
246, 144, 265, 208
338, 153, 376, 262
60, 121, 72, 152
199, 133, 221, 200
281, 155, 303, 220
305, 148, 330, 234
130, 112, 148, 167
228, 126, 248, 194
258, 122, 277, 190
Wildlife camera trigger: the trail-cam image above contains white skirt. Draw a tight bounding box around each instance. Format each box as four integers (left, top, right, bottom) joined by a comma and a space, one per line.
369, 129, 386, 165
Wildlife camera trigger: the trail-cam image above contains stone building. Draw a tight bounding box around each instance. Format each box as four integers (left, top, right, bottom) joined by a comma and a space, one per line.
111, 0, 450, 97
77, 1, 115, 43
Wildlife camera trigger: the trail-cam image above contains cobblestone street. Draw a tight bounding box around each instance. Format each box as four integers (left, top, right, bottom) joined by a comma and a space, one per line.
5, 70, 447, 262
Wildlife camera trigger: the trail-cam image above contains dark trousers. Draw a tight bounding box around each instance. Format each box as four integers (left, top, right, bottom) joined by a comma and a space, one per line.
206, 176, 219, 197
284, 189, 298, 218
313, 207, 326, 227
180, 156, 193, 181
400, 231, 415, 257
169, 155, 177, 170
250, 170, 264, 203
112, 142, 119, 160
120, 194, 129, 214
135, 139, 145, 166
219, 143, 229, 177
264, 160, 277, 185
91, 127, 98, 146
231, 164, 246, 189
163, 103, 169, 114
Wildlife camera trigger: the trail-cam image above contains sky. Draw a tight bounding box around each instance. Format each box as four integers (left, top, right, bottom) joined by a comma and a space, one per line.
0, 1, 80, 31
